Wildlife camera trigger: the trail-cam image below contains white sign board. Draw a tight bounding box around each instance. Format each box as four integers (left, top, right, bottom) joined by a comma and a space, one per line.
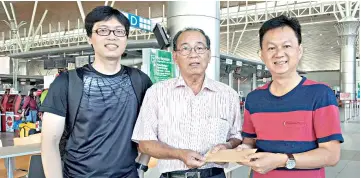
236, 61, 243, 66
67, 63, 76, 70
44, 75, 56, 89
226, 59, 233, 65
340, 92, 351, 101
10, 88, 18, 94
0, 56, 10, 74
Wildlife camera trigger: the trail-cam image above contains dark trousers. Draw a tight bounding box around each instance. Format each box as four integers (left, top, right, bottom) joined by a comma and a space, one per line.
160, 170, 226, 178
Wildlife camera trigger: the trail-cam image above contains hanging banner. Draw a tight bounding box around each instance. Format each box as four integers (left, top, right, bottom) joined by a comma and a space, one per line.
5, 112, 14, 132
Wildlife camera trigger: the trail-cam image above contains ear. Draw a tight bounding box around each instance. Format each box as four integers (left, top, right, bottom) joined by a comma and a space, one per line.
87, 36, 92, 45
172, 51, 178, 65
259, 49, 265, 63
206, 49, 211, 63
298, 44, 303, 60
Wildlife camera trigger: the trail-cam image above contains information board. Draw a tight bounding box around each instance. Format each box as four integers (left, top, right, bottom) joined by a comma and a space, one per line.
340, 92, 351, 101
142, 49, 175, 83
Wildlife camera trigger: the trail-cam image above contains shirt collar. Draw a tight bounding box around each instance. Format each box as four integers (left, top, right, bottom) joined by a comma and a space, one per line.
174, 75, 218, 92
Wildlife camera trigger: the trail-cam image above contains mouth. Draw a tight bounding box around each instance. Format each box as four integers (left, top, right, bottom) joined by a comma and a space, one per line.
189, 62, 200, 67
104, 44, 119, 50
273, 60, 288, 65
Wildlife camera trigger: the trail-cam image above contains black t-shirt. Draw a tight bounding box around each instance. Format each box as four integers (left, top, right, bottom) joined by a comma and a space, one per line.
41, 64, 139, 178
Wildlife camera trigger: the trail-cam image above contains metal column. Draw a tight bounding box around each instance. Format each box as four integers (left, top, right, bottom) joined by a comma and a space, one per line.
167, 1, 220, 81
229, 71, 234, 89
252, 73, 257, 90
335, 19, 359, 101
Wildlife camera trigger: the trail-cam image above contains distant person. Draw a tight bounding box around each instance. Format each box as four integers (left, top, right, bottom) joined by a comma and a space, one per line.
0, 90, 10, 112
22, 88, 38, 123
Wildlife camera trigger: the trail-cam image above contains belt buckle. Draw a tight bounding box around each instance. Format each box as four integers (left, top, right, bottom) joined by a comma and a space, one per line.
185, 171, 200, 178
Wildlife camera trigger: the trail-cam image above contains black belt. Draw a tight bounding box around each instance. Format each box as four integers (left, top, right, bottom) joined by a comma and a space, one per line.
162, 167, 224, 178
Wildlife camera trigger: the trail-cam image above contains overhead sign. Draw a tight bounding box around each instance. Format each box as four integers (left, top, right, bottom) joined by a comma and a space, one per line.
340, 92, 351, 101
122, 12, 152, 31
226, 59, 233, 65
236, 61, 243, 66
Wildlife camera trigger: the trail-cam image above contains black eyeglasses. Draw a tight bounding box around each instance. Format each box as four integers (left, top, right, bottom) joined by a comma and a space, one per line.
175, 44, 209, 56
93, 28, 126, 37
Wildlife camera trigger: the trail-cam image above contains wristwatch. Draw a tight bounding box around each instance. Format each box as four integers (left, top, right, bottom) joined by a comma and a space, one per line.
285, 154, 296, 169
135, 163, 148, 172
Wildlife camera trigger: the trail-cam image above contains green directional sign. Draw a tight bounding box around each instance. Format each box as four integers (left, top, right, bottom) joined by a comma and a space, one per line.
142, 49, 175, 83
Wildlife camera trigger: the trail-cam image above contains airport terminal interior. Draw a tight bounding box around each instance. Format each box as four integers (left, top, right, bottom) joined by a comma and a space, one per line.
0, 1, 360, 178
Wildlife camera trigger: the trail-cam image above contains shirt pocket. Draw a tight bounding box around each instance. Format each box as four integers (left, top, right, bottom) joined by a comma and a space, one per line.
204, 117, 231, 143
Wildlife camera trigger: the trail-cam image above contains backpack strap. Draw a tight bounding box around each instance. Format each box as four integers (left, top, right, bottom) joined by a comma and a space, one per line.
67, 68, 84, 134
124, 66, 143, 106
124, 66, 152, 113
59, 68, 84, 159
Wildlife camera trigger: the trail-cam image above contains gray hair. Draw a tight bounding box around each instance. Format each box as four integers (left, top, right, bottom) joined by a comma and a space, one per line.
172, 27, 211, 51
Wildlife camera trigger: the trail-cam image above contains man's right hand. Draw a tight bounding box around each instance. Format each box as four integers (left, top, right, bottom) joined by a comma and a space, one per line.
236, 144, 254, 165
179, 149, 206, 169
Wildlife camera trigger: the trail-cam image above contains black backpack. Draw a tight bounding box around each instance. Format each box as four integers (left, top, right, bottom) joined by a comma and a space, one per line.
59, 66, 151, 159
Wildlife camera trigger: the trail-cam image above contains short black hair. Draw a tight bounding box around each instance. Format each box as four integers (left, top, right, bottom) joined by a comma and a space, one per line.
85, 6, 130, 38
259, 15, 302, 49
172, 27, 211, 51
29, 88, 37, 97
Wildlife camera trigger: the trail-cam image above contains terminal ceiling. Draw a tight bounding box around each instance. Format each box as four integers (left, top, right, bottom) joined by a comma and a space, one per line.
0, 1, 359, 72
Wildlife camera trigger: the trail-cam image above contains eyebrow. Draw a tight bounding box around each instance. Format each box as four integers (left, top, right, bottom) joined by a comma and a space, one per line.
266, 41, 292, 45
97, 25, 125, 29
180, 42, 205, 46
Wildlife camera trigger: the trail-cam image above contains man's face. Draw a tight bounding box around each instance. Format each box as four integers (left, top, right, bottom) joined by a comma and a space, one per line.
173, 31, 211, 77
88, 17, 127, 60
260, 26, 303, 77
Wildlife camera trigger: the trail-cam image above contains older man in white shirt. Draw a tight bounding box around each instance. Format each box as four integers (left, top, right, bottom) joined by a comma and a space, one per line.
132, 27, 242, 178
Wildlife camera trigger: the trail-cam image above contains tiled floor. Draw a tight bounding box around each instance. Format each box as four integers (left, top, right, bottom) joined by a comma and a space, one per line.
1, 108, 359, 178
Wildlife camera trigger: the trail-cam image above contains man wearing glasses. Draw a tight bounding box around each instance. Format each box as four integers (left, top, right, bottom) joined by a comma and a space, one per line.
41, 6, 152, 178
132, 28, 242, 178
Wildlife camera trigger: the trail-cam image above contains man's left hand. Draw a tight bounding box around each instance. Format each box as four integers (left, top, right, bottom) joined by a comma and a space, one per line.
210, 143, 230, 154
242, 152, 287, 174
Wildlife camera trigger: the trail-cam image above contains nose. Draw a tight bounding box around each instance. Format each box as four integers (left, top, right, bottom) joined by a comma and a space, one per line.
106, 32, 117, 40
188, 48, 199, 58
274, 47, 285, 58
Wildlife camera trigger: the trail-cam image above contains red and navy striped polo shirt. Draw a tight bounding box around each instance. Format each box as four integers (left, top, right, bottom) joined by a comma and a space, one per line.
242, 77, 344, 178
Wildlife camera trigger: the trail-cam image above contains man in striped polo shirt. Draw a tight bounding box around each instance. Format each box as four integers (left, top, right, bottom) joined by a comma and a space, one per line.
238, 15, 344, 178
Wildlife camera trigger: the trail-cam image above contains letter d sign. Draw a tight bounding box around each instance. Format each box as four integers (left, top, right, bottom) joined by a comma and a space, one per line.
131, 16, 138, 26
